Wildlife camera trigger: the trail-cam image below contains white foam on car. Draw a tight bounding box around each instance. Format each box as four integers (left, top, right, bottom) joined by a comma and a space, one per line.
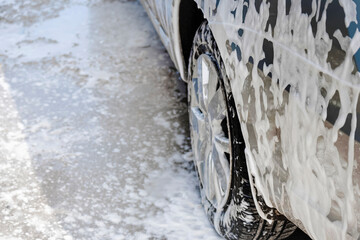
195, 0, 360, 239
0, 0, 221, 239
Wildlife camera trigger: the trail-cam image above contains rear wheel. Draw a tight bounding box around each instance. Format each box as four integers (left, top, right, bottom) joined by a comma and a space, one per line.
188, 22, 297, 240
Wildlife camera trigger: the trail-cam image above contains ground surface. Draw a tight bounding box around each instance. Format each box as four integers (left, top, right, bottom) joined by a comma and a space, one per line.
0, 0, 310, 239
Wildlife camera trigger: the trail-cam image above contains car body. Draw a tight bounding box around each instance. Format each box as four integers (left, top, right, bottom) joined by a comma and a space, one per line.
140, 0, 360, 239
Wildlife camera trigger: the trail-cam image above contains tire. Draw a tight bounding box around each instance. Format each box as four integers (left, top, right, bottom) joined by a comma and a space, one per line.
187, 21, 297, 240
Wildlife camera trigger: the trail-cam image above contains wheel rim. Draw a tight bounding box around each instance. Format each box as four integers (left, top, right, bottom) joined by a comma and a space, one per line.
189, 54, 231, 209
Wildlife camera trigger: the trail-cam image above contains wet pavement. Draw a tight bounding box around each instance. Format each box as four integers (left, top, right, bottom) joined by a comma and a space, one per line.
0, 0, 310, 239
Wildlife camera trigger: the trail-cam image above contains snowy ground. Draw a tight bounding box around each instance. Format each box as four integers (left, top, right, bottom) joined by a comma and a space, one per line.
0, 0, 309, 239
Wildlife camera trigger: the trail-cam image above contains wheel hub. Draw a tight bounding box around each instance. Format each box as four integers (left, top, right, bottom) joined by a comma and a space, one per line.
189, 54, 231, 209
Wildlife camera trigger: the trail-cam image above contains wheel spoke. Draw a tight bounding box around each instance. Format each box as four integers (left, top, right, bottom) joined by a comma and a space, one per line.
191, 78, 200, 107
196, 60, 207, 111
206, 72, 218, 107
213, 169, 223, 204
205, 152, 214, 201
199, 56, 219, 109
208, 88, 227, 123
190, 107, 206, 139
212, 143, 230, 192
214, 134, 230, 154
196, 138, 206, 163
196, 140, 208, 184
210, 148, 224, 199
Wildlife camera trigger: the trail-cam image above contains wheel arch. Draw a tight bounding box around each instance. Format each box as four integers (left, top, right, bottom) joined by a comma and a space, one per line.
179, 0, 204, 76
173, 0, 204, 81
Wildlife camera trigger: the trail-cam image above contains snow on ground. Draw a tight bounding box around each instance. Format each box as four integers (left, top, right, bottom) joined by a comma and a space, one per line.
0, 0, 221, 239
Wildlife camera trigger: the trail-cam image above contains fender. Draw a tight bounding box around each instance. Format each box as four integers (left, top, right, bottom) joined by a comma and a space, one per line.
193, 1, 360, 239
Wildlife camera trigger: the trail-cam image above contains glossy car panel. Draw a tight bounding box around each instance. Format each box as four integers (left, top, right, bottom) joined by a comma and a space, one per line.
139, 0, 186, 79
141, 0, 360, 239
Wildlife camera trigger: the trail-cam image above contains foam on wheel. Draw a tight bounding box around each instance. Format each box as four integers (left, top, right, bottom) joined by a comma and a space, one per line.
187, 21, 297, 240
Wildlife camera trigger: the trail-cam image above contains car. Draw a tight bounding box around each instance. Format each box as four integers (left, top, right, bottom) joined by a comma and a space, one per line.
139, 0, 360, 239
